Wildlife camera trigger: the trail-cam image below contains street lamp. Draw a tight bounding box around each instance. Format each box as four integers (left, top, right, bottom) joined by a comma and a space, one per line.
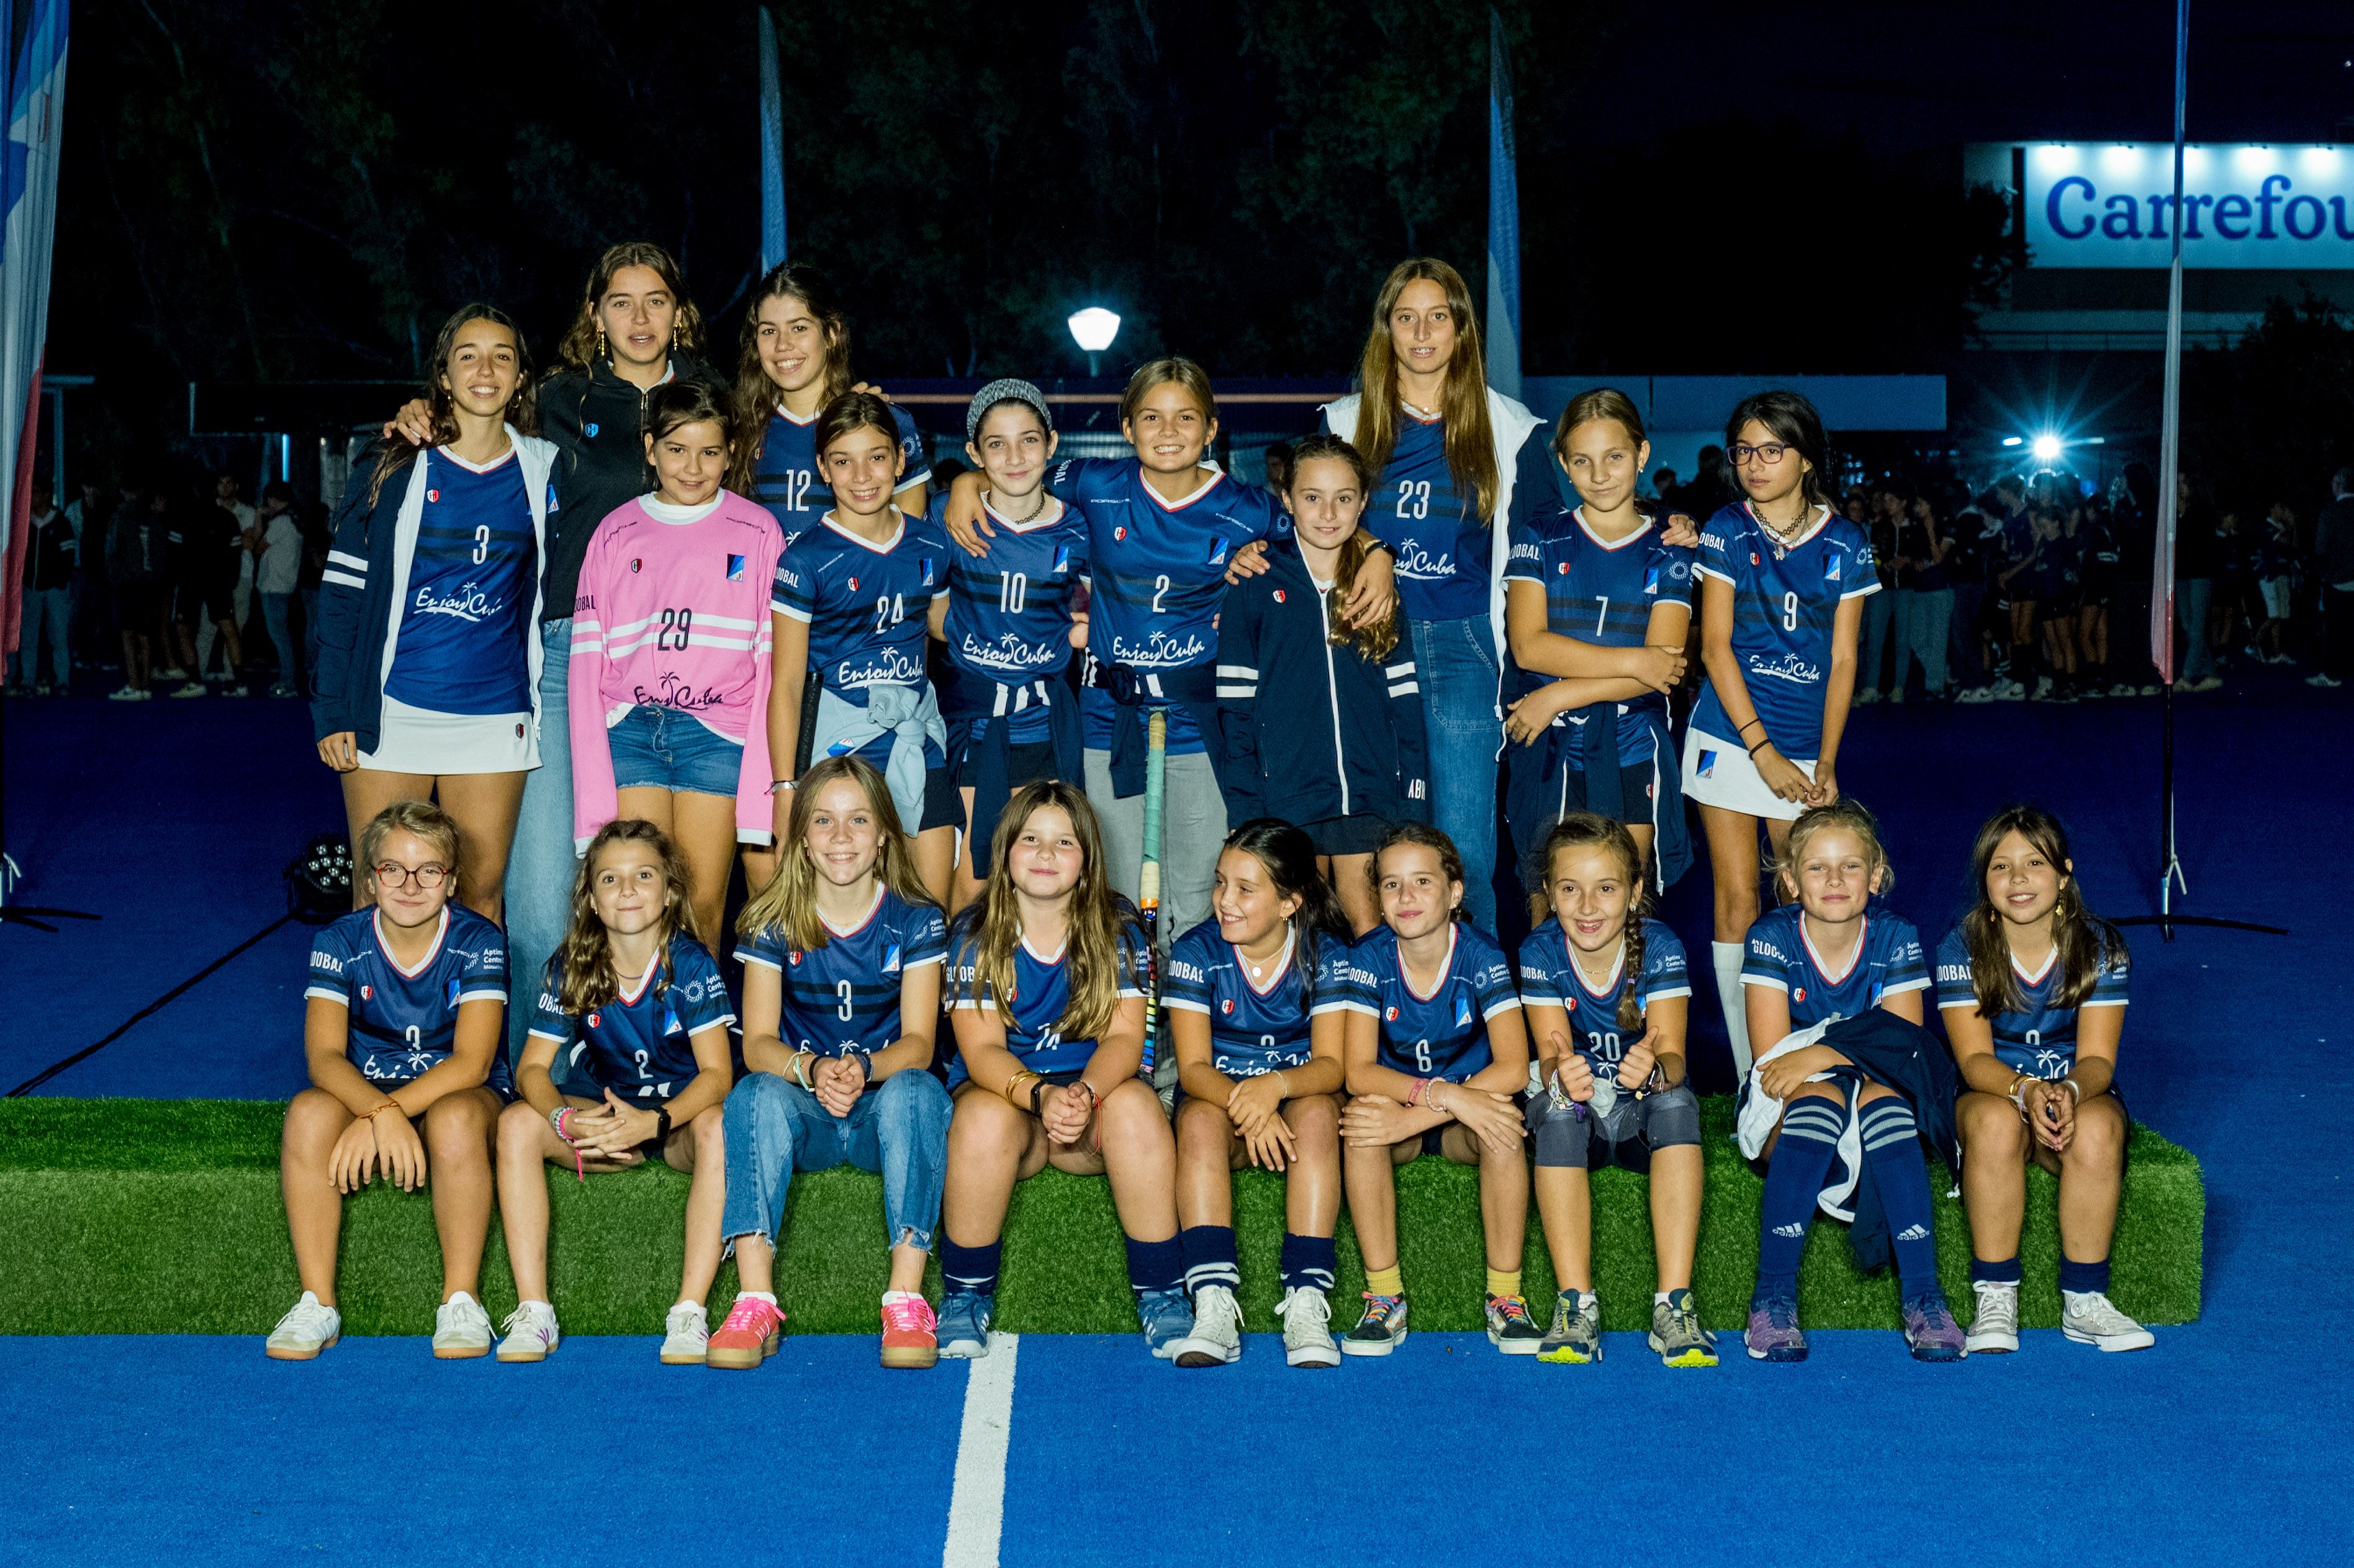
1068, 307, 1121, 377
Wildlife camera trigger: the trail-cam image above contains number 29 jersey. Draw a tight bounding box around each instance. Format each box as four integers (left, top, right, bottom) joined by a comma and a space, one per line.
1163, 918, 1355, 1079
305, 905, 514, 1096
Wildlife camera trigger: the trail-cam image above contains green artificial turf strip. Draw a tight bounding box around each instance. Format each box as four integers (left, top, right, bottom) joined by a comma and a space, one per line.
0, 1097, 2201, 1335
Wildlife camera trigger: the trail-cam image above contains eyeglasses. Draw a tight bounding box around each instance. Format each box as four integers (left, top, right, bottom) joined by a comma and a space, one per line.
1728, 442, 1793, 466
372, 862, 450, 890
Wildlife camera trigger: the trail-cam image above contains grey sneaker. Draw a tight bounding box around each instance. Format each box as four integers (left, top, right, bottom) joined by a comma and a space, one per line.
433, 1291, 493, 1359
1341, 1292, 1409, 1357
1136, 1287, 1193, 1359
1278, 1286, 1338, 1368
1538, 1291, 1601, 1364
1902, 1292, 1967, 1362
1965, 1281, 2019, 1355
1648, 1289, 1718, 1367
496, 1300, 561, 1363
2062, 1291, 2154, 1352
659, 1301, 710, 1365
1174, 1283, 1242, 1367
264, 1291, 341, 1361
937, 1291, 993, 1359
1746, 1292, 1808, 1361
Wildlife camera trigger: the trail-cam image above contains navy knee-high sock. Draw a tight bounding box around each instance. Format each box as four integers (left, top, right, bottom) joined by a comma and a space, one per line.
1180, 1225, 1238, 1295
940, 1237, 1002, 1299
1124, 1234, 1184, 1297
1859, 1098, 1939, 1296
1280, 1233, 1337, 1295
1756, 1099, 1844, 1297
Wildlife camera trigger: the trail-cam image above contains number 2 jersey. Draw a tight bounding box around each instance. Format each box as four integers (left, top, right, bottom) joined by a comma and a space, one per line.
944, 909, 1151, 1089
305, 904, 514, 1096
1047, 457, 1284, 754
528, 934, 736, 1101
736, 885, 949, 1068
1689, 502, 1878, 759
1336, 922, 1522, 1082
1163, 917, 1355, 1078
1516, 916, 1692, 1074
1741, 904, 1930, 1031
1934, 927, 2128, 1081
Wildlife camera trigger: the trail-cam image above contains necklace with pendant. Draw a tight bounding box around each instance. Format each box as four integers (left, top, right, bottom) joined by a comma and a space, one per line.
1759, 502, 1810, 559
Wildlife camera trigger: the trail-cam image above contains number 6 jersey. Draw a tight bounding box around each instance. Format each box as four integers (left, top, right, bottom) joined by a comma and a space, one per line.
1337, 922, 1522, 1083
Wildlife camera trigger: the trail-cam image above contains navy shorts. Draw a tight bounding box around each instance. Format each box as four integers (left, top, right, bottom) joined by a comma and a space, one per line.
1298, 813, 1395, 858
608, 703, 745, 797
1527, 1082, 1700, 1173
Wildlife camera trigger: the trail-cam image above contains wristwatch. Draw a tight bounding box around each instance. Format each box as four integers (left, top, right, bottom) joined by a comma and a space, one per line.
653, 1106, 674, 1144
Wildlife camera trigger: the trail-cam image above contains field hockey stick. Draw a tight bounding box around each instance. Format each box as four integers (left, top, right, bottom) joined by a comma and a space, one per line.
1137, 706, 1168, 1084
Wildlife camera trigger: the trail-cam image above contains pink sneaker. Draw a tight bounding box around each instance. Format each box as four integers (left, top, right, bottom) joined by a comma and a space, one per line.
880, 1291, 939, 1369
706, 1295, 784, 1370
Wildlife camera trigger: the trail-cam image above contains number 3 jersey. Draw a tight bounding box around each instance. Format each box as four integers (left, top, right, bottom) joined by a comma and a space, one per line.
305, 904, 514, 1096
1336, 922, 1522, 1082
1163, 918, 1356, 1079
1517, 916, 1692, 1073
1934, 926, 2128, 1080
736, 886, 948, 1066
567, 492, 786, 849
944, 909, 1150, 1088
528, 933, 736, 1100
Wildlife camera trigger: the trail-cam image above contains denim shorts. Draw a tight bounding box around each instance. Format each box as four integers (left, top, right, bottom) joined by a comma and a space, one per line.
608, 703, 744, 797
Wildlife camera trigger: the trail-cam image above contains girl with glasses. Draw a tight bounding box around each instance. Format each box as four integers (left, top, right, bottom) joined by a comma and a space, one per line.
1682, 390, 1878, 1076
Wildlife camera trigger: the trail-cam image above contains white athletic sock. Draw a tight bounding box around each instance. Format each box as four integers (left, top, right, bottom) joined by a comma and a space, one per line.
1713, 941, 1752, 1078
739, 1290, 777, 1305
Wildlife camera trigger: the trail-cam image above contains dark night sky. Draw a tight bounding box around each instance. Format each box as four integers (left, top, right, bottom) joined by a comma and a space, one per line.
1562, 1, 2354, 151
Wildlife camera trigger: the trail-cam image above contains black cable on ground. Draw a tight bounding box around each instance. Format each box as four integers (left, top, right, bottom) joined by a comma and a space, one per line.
6, 912, 295, 1097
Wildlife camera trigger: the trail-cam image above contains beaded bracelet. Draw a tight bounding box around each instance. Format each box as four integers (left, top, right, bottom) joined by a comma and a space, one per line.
551, 1106, 585, 1183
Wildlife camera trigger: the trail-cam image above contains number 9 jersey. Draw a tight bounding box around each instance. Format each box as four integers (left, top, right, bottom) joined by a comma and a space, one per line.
1689, 501, 1878, 760
305, 905, 515, 1097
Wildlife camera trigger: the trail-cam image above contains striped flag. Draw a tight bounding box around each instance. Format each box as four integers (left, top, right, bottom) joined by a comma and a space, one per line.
1484, 7, 1521, 400
0, 0, 70, 659
757, 4, 788, 273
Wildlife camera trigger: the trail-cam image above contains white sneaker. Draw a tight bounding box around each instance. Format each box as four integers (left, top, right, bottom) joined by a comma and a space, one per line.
169, 680, 207, 698
496, 1299, 561, 1363
106, 684, 151, 701
1854, 687, 1879, 705
433, 1291, 494, 1359
2108, 681, 2136, 697
264, 1291, 341, 1360
1278, 1286, 1339, 1369
2309, 672, 2344, 688
1965, 1281, 2019, 1355
2062, 1291, 2154, 1352
1995, 680, 2026, 701
1887, 688, 1905, 705
2032, 675, 2054, 700
1173, 1284, 1243, 1367
660, 1301, 710, 1365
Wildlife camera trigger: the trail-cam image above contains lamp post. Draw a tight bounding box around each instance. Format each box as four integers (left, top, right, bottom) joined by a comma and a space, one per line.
1067, 307, 1121, 378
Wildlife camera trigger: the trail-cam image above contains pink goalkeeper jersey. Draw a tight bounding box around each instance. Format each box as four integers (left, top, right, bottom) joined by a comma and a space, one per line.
568, 492, 785, 848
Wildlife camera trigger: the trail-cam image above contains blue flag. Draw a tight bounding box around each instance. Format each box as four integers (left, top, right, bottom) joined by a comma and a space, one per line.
757, 4, 788, 273
1, 0, 70, 639
1484, 7, 1521, 401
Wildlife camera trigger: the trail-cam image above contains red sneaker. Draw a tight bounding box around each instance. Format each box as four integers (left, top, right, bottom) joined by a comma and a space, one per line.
880, 1291, 939, 1369
706, 1295, 783, 1370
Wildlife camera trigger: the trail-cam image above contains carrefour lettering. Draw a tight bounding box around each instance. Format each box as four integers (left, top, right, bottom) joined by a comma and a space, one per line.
1997, 143, 2354, 269
2045, 173, 2354, 245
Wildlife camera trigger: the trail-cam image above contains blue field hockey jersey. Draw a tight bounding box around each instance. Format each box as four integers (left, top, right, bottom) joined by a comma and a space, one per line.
1343, 408, 1490, 624
1517, 916, 1692, 1075
772, 511, 948, 706
1934, 927, 2129, 1081
528, 934, 735, 1101
1741, 905, 1930, 1032
1689, 503, 1877, 759
305, 905, 513, 1095
749, 403, 932, 546
932, 492, 1088, 743
381, 448, 536, 714
737, 887, 948, 1071
1163, 918, 1354, 1079
1048, 457, 1284, 754
1503, 502, 1696, 767
1338, 922, 1521, 1081
944, 910, 1150, 1088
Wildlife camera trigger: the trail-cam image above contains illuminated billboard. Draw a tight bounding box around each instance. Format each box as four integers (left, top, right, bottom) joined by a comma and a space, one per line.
1996, 143, 2354, 269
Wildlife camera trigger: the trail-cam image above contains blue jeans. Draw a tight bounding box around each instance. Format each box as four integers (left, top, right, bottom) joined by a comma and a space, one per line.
507, 619, 579, 1078
721, 1070, 952, 1255
1860, 587, 1898, 693
1893, 588, 1951, 695
9, 587, 70, 687
1408, 615, 1502, 930
2178, 579, 2216, 680
260, 591, 300, 692
607, 702, 746, 795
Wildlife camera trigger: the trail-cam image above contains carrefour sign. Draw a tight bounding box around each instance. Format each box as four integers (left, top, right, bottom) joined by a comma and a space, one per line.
2020, 143, 2354, 269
